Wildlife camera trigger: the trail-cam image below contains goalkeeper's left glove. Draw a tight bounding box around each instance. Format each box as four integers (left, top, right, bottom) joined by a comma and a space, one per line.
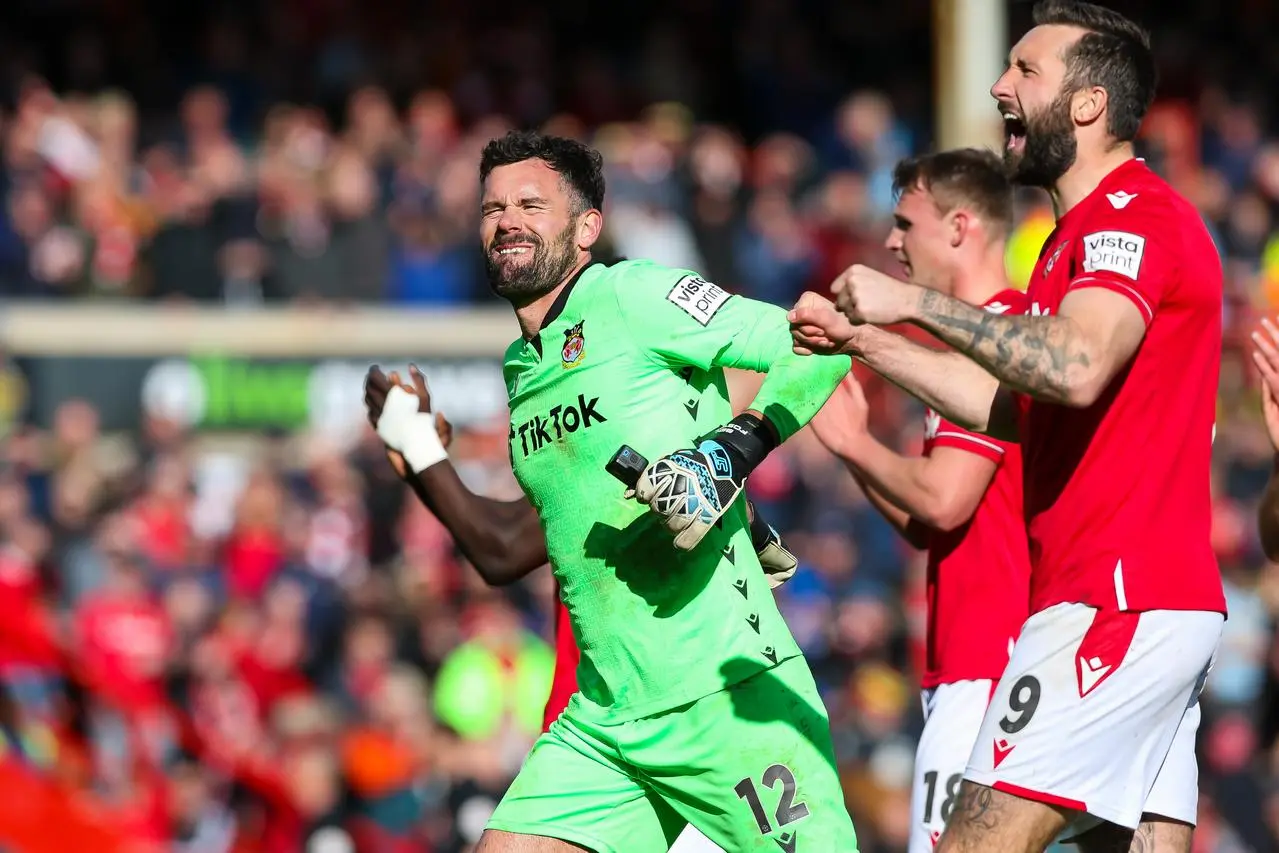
628, 413, 779, 551
747, 499, 798, 589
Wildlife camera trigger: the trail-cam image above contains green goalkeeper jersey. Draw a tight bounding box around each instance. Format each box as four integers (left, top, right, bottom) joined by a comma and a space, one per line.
504, 260, 849, 722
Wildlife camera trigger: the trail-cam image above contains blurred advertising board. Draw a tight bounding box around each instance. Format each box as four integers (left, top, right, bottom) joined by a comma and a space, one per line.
16, 353, 509, 435
0, 304, 516, 437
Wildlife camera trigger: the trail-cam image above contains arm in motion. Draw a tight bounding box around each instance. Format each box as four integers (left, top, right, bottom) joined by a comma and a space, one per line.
365, 365, 548, 585
905, 286, 1145, 408
403, 465, 549, 586
855, 325, 1021, 441
808, 376, 998, 549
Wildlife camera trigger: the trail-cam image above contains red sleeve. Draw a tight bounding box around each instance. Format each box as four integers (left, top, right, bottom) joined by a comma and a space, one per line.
1068, 201, 1175, 326
542, 596, 579, 732
930, 416, 1008, 464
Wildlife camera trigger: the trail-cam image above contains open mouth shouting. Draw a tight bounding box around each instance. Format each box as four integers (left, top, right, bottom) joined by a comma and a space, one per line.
1001, 107, 1028, 154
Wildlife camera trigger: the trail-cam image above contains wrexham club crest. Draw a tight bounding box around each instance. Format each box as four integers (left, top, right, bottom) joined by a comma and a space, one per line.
561, 321, 585, 368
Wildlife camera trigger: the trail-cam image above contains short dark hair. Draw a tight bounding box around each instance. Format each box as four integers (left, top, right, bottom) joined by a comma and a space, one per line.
479, 131, 606, 214
1032, 0, 1156, 142
891, 148, 1014, 239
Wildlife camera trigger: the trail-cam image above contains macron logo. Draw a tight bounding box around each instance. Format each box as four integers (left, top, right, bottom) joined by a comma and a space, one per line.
1106, 191, 1137, 208
1106, 191, 1138, 209
1078, 655, 1112, 697
992, 738, 1016, 769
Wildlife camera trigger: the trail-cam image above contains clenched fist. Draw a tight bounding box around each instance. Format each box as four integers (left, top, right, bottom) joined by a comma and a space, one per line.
831, 264, 923, 326
789, 292, 860, 356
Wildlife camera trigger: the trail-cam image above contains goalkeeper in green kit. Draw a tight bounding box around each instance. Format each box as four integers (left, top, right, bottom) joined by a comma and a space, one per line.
367, 131, 858, 853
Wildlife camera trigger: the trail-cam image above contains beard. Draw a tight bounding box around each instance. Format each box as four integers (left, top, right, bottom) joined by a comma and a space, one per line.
1005, 90, 1078, 189
484, 220, 580, 304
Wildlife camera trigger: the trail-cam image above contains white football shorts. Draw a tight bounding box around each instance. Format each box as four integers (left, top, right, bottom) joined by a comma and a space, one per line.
964, 603, 1221, 831
910, 679, 995, 852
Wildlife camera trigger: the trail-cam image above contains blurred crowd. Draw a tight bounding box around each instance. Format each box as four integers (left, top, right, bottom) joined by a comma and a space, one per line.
6, 370, 1279, 853
0, 0, 1277, 318
2, 0, 1279, 851
0, 75, 925, 308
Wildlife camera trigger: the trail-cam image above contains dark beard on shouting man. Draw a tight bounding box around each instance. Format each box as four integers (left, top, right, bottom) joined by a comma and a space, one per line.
1006, 90, 1078, 189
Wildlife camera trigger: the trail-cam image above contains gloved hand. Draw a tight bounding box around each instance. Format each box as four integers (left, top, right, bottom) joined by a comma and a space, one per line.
747, 499, 798, 589
628, 413, 778, 551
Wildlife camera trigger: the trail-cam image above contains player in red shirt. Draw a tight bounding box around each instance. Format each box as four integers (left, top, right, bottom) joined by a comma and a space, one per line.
790, 3, 1225, 851
808, 149, 1031, 853
362, 366, 799, 853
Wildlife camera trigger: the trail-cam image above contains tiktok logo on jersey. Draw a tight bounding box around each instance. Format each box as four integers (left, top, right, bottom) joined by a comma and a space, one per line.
509, 394, 607, 457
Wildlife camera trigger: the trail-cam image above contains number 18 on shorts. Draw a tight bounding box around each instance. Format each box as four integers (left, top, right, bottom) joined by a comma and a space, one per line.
910, 679, 994, 853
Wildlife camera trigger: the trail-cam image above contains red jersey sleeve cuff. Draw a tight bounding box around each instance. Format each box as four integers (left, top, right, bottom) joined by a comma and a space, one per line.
931, 427, 1006, 463
1068, 275, 1154, 325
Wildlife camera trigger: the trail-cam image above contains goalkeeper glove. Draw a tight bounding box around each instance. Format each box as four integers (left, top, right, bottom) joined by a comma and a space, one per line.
628, 413, 779, 551
747, 499, 797, 589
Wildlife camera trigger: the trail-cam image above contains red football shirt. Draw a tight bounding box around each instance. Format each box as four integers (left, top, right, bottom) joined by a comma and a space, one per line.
1021, 159, 1225, 615
922, 290, 1032, 688
75, 595, 173, 711
541, 584, 580, 732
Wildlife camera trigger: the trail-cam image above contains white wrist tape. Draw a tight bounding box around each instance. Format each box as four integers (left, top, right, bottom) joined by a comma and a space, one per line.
376, 386, 448, 474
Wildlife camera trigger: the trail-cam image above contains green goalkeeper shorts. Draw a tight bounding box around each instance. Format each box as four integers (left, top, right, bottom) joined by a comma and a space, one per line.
486, 655, 859, 852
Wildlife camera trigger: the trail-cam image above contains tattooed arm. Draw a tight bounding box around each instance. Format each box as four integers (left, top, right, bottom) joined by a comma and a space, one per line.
829, 265, 1148, 409
854, 326, 1022, 440
789, 292, 1020, 438
907, 287, 1147, 408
